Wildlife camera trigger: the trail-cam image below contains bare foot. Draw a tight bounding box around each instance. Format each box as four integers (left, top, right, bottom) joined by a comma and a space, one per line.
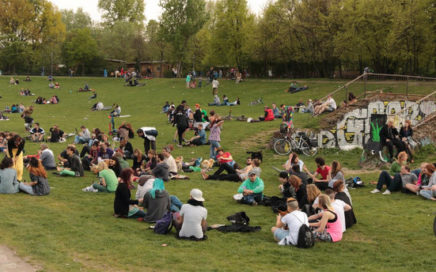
201, 172, 208, 180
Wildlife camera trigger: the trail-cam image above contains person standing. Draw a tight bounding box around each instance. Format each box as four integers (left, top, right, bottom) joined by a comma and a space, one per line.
137, 127, 158, 154
212, 78, 219, 95
208, 113, 224, 160
7, 135, 25, 181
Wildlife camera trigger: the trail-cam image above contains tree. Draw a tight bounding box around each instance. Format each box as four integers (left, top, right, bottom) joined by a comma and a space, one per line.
61, 8, 93, 31
159, 0, 208, 76
145, 20, 170, 76
62, 28, 99, 75
210, 0, 255, 70
0, 0, 65, 73
98, 0, 145, 26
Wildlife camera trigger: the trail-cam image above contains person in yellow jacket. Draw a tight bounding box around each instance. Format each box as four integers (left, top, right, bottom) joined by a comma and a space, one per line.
7, 135, 25, 181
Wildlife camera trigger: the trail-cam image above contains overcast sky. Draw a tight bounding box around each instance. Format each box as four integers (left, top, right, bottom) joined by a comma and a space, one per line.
48, 0, 272, 23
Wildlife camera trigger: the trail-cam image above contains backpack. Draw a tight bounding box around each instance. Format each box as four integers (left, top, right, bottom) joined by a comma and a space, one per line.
296, 224, 315, 248
154, 211, 173, 234
292, 214, 315, 248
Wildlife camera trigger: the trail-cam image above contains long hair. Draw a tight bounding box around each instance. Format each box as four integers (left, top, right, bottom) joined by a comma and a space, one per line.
119, 168, 133, 188
306, 184, 321, 203
289, 175, 302, 191
331, 160, 342, 177
28, 157, 47, 178
397, 151, 408, 164
318, 194, 333, 210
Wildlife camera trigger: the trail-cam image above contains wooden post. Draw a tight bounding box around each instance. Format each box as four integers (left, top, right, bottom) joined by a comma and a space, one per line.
406, 76, 409, 97
364, 73, 367, 98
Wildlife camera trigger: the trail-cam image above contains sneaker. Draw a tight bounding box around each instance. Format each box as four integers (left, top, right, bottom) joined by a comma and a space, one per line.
251, 201, 258, 206
382, 190, 391, 195
177, 144, 183, 148
82, 185, 95, 192
370, 189, 380, 194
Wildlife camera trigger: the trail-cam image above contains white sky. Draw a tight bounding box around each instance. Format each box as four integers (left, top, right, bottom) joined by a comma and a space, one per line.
48, 0, 271, 23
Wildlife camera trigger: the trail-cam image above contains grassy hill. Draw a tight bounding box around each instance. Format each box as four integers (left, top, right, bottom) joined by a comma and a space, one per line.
0, 76, 435, 271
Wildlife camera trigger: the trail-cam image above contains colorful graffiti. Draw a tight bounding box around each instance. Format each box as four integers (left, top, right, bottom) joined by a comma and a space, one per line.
315, 100, 436, 150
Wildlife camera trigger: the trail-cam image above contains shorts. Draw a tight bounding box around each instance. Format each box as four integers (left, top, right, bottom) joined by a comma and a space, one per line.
274, 228, 289, 241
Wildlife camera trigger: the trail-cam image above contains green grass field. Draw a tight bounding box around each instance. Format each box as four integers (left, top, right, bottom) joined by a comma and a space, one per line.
0, 76, 435, 272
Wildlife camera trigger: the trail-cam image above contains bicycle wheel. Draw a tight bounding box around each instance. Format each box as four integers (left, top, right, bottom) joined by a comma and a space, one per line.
273, 138, 292, 155
301, 140, 318, 156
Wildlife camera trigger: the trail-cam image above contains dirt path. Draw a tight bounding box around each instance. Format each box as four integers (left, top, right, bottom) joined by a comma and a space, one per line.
0, 245, 37, 272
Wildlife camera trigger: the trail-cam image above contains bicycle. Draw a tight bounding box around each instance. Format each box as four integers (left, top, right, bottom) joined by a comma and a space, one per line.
273, 130, 318, 156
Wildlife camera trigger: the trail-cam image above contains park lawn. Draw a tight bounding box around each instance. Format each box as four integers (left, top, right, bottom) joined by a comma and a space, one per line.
0, 76, 435, 272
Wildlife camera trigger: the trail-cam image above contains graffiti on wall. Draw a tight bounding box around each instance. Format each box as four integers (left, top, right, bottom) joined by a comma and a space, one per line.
315, 100, 436, 150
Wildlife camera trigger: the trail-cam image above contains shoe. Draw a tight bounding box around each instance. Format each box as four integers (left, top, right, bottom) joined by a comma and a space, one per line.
251, 201, 258, 206
370, 189, 380, 194
82, 185, 95, 192
382, 190, 391, 195
177, 144, 183, 148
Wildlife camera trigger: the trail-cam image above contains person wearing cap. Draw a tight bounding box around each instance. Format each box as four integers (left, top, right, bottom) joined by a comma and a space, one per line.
174, 188, 208, 240
38, 143, 56, 170
237, 171, 264, 205
271, 198, 309, 246
137, 127, 158, 154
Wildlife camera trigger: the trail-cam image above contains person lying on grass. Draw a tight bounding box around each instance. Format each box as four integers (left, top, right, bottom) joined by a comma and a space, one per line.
55, 146, 84, 177
271, 197, 309, 246
19, 157, 50, 196
113, 168, 146, 219
235, 171, 264, 206
82, 161, 118, 193
174, 188, 208, 240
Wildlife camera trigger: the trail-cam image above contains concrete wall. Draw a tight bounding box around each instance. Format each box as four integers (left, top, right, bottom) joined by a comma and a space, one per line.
315, 100, 436, 150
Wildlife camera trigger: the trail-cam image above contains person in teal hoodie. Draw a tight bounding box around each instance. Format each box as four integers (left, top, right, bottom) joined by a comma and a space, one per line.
237, 170, 264, 205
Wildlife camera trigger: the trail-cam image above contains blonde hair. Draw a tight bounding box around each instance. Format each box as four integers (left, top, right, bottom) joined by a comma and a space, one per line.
397, 151, 408, 164
318, 194, 333, 210
92, 161, 108, 173
306, 184, 321, 203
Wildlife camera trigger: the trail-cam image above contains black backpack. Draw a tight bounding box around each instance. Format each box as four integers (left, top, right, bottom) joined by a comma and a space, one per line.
296, 223, 315, 248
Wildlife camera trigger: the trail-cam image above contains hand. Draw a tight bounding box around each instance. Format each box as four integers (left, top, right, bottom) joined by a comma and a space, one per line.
279, 184, 283, 191
386, 139, 390, 142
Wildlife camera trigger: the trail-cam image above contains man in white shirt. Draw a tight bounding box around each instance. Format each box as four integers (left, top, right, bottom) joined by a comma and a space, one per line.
137, 127, 158, 153
162, 146, 178, 176
314, 95, 337, 115
271, 198, 309, 246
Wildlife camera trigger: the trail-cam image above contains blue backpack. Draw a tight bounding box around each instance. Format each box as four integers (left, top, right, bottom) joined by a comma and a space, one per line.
154, 212, 173, 234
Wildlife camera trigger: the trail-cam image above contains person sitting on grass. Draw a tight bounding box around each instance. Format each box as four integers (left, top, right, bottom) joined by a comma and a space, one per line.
174, 188, 208, 240
235, 170, 264, 206
272, 103, 282, 118
54, 82, 60, 89
309, 194, 343, 242
314, 95, 336, 115
187, 123, 207, 146
327, 160, 345, 188
74, 125, 91, 144
0, 157, 19, 194
208, 95, 221, 106
29, 122, 45, 142
48, 125, 64, 143
56, 146, 84, 177
135, 175, 155, 200
323, 188, 351, 233
307, 184, 321, 211
162, 146, 178, 178
118, 138, 133, 160
49, 82, 54, 88
139, 178, 171, 222
333, 181, 356, 229
19, 157, 50, 196
271, 197, 309, 246
283, 152, 304, 172
419, 163, 436, 201
371, 151, 408, 194
132, 149, 147, 175
98, 142, 114, 160
82, 161, 118, 193
379, 119, 407, 162
405, 163, 430, 194
290, 165, 311, 185
151, 154, 170, 181
39, 143, 56, 170
289, 175, 308, 209
260, 106, 275, 121
304, 157, 331, 191
113, 168, 146, 218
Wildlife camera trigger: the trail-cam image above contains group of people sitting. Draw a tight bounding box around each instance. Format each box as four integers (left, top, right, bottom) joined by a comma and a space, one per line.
35, 95, 59, 104
208, 95, 240, 106
371, 151, 436, 200
28, 124, 66, 143
48, 82, 60, 89
19, 88, 34, 96
380, 119, 416, 162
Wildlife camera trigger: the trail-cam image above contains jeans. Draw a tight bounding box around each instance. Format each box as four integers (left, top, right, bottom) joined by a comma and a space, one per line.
209, 140, 220, 159
376, 171, 402, 191
19, 183, 34, 195
93, 183, 109, 192
129, 210, 146, 219
274, 228, 289, 241
75, 136, 89, 144
144, 138, 156, 154
420, 189, 436, 199
241, 193, 263, 205
170, 195, 183, 212
60, 169, 76, 176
